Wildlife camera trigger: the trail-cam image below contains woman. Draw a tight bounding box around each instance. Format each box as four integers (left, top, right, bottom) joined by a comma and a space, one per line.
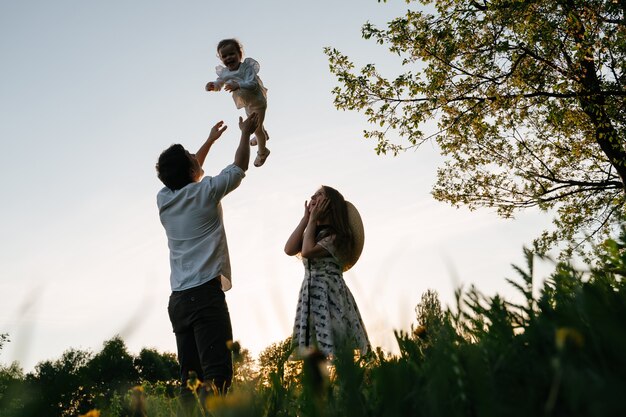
285, 186, 370, 358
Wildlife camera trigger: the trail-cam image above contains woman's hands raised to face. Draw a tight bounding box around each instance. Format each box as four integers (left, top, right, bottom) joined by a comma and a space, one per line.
309, 196, 329, 222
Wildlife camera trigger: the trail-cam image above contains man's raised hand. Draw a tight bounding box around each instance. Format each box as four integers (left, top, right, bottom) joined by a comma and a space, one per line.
239, 112, 259, 136
208, 120, 228, 143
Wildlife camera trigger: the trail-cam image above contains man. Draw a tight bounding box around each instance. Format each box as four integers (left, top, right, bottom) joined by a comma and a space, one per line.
155, 113, 258, 403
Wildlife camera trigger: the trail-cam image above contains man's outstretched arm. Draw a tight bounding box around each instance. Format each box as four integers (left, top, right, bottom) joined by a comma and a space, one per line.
195, 121, 228, 167
233, 113, 259, 172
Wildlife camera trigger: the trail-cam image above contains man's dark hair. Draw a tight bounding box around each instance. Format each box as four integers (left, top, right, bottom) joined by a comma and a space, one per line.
156, 144, 193, 191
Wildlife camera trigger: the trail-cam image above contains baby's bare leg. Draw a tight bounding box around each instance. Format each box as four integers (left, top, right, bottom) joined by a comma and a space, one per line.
252, 109, 268, 152
250, 107, 270, 167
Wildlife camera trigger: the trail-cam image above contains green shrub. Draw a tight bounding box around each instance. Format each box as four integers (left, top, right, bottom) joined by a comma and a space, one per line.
2, 233, 626, 416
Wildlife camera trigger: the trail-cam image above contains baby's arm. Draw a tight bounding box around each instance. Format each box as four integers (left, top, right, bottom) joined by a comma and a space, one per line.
236, 58, 261, 90
205, 78, 225, 92
206, 66, 227, 92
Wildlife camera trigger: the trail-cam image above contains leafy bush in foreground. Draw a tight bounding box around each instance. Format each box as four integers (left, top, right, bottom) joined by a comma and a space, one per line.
2, 233, 625, 416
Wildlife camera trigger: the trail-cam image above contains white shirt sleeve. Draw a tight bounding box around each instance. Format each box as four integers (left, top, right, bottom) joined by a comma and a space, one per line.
205, 163, 245, 201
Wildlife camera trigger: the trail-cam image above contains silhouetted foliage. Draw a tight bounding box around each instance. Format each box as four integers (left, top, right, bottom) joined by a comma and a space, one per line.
257, 336, 300, 388
20, 348, 92, 417
230, 342, 258, 385
84, 336, 140, 411
326, 0, 626, 256
3, 232, 626, 416
134, 348, 178, 384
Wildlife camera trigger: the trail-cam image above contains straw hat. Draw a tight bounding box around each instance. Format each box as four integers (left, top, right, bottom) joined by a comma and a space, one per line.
344, 201, 364, 272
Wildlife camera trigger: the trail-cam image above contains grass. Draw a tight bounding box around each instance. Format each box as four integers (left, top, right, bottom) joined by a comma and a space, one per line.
2, 233, 626, 417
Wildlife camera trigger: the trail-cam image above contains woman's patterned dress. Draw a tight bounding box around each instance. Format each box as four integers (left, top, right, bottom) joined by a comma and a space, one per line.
291, 229, 370, 358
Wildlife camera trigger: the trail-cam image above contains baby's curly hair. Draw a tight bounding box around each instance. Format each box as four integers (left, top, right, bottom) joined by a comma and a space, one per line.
217, 38, 243, 56
156, 144, 194, 191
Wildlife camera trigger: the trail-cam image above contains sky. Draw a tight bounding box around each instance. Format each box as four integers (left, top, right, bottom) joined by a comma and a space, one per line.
0, 0, 557, 372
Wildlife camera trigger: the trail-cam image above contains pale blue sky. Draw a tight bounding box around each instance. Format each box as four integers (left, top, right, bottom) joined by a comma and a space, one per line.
1, 0, 554, 371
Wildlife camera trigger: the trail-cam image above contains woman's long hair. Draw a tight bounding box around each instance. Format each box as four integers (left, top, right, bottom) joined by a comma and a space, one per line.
322, 186, 354, 260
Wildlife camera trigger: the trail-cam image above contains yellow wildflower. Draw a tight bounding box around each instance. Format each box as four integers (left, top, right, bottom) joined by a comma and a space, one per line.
79, 410, 100, 417
186, 372, 202, 392
555, 327, 584, 350
206, 390, 251, 412
205, 393, 227, 411
227, 340, 241, 355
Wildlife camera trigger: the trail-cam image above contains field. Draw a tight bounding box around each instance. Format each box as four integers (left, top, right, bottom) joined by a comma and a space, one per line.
1, 233, 626, 417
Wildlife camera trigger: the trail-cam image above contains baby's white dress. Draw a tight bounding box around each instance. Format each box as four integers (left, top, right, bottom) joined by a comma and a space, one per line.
213, 57, 267, 112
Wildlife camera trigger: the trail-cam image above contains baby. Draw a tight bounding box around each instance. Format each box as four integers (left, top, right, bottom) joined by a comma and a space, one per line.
206, 39, 270, 167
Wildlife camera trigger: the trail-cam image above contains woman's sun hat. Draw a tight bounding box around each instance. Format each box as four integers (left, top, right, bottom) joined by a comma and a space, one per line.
344, 201, 364, 272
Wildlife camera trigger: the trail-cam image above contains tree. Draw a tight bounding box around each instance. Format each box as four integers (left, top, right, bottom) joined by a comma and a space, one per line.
414, 289, 444, 340
85, 336, 139, 406
0, 361, 25, 417
326, 0, 626, 255
0, 333, 8, 351
257, 337, 300, 387
134, 348, 178, 384
230, 342, 259, 385
25, 348, 92, 417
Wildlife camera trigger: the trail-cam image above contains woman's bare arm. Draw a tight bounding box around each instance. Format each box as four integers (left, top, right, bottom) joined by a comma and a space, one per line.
285, 201, 309, 256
